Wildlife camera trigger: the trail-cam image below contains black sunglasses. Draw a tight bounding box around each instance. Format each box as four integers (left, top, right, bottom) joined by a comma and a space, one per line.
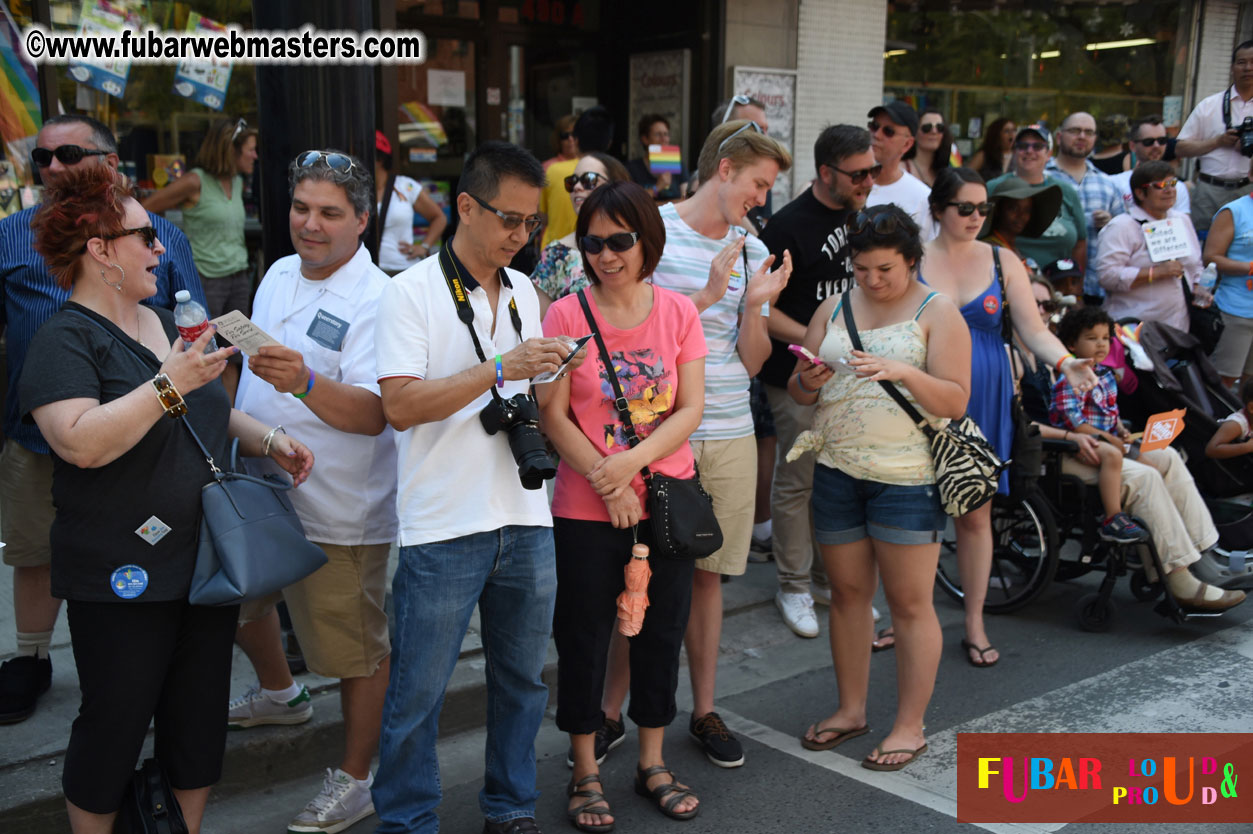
559, 131, 574, 140
1136, 137, 1169, 147
919, 123, 946, 134
1016, 140, 1047, 152
296, 150, 357, 174
32, 144, 109, 168
1037, 299, 1059, 313
850, 210, 903, 236
467, 192, 542, 234
564, 172, 606, 192
947, 200, 995, 217
829, 163, 882, 184
581, 231, 639, 255
84, 226, 159, 253
868, 120, 898, 139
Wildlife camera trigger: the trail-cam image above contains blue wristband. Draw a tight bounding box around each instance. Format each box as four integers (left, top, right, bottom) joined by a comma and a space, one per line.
795, 373, 818, 394
292, 368, 315, 399
495, 354, 504, 388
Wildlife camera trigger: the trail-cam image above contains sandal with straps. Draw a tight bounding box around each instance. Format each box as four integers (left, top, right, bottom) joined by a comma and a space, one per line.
633, 765, 700, 821
567, 773, 614, 833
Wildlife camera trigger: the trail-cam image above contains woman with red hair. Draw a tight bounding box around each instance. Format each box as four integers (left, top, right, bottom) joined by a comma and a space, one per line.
21, 163, 313, 834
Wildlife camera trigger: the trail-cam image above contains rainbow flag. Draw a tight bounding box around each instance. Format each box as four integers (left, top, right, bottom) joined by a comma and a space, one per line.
648, 144, 681, 175
0, 4, 40, 153
400, 101, 448, 147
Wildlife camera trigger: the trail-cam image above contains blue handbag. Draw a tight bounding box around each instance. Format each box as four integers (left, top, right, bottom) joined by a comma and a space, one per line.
183, 426, 327, 606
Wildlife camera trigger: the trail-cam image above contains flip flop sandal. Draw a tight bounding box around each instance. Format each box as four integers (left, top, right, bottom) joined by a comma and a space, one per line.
567, 773, 614, 833
961, 638, 999, 668
862, 743, 928, 771
634, 765, 700, 821
800, 723, 869, 751
871, 627, 895, 652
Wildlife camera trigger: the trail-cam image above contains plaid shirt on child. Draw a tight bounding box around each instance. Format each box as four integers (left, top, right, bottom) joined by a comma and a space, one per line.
1050, 364, 1119, 433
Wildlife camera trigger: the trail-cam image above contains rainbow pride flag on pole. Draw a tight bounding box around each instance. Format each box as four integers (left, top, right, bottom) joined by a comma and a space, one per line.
648, 144, 682, 175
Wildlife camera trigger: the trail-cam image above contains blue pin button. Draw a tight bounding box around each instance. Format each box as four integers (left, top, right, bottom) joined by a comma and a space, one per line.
110, 564, 149, 599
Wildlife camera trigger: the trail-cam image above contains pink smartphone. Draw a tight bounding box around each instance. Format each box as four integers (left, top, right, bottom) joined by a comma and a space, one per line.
789, 344, 853, 374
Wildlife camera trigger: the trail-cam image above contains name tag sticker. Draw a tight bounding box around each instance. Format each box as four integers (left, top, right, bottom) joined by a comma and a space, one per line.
110, 564, 149, 599
307, 309, 349, 351
135, 515, 171, 546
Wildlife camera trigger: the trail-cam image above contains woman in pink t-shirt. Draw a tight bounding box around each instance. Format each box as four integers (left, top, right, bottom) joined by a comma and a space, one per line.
539, 182, 707, 829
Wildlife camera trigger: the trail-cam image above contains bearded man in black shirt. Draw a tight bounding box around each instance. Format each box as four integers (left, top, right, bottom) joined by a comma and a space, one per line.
759, 124, 877, 638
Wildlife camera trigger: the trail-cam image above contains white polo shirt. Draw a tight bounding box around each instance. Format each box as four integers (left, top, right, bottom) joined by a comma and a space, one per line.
235, 244, 398, 546
1178, 86, 1253, 180
375, 245, 552, 547
1109, 169, 1191, 217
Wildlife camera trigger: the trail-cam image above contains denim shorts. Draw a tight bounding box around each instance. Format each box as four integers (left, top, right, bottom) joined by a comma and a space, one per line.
811, 464, 946, 546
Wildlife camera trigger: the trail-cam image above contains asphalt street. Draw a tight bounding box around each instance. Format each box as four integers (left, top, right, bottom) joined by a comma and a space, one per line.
202, 561, 1253, 834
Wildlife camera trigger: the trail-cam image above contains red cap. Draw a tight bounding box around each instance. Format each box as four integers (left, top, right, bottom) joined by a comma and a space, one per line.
375, 130, 391, 155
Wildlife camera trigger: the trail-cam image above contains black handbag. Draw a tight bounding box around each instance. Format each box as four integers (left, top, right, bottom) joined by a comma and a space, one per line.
183, 427, 328, 606
117, 758, 188, 834
576, 289, 723, 559
991, 246, 1043, 498
842, 294, 1005, 517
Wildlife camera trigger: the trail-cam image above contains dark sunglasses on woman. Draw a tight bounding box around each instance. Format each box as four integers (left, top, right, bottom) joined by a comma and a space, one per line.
559, 131, 574, 140
564, 172, 606, 192
32, 144, 110, 168
946, 200, 995, 217
581, 231, 639, 254
919, 123, 945, 134
107, 226, 159, 249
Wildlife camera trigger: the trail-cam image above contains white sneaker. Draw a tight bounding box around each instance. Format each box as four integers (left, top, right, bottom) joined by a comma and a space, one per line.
810, 585, 882, 621
775, 591, 819, 638
226, 684, 313, 729
288, 768, 375, 833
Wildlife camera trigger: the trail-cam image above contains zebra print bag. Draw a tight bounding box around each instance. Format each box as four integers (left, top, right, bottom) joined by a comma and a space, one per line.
842, 295, 1004, 517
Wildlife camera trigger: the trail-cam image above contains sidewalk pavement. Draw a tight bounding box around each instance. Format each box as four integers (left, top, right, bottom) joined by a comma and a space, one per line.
0, 542, 796, 832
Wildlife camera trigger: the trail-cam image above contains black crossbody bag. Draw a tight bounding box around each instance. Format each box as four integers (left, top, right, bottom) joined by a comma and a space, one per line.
576, 289, 722, 559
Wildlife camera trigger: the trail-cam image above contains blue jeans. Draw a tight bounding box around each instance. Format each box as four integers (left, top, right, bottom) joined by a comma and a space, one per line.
372, 525, 557, 834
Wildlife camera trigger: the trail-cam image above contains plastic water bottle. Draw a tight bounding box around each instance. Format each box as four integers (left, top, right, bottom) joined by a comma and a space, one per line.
173, 290, 213, 352
1200, 262, 1219, 291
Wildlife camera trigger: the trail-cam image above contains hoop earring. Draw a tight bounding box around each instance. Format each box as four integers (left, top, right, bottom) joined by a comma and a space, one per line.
99, 262, 125, 293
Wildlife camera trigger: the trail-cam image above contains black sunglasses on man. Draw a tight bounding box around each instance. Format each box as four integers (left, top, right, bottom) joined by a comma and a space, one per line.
32, 144, 110, 168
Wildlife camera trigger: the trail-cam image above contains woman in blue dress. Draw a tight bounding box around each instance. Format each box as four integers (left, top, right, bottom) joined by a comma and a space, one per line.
912, 168, 1097, 667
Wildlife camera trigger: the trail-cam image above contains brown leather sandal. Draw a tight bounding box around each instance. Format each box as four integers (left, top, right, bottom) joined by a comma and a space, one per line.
634, 765, 700, 821
567, 773, 614, 833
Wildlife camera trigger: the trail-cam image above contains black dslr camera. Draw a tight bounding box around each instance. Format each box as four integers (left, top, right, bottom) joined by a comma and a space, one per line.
479, 393, 556, 490
1239, 117, 1253, 157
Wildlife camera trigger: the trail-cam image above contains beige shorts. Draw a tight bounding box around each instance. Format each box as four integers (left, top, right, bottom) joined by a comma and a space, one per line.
0, 443, 55, 567
239, 541, 391, 680
689, 434, 757, 576
1210, 309, 1253, 379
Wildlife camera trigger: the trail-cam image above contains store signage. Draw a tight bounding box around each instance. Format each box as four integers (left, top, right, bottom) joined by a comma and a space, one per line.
66, 0, 139, 99
171, 12, 232, 110
628, 50, 690, 165
732, 66, 797, 203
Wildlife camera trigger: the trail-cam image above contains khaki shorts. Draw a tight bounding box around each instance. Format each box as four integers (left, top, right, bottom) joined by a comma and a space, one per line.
1210, 309, 1253, 379
0, 443, 55, 567
239, 541, 391, 680
689, 434, 757, 576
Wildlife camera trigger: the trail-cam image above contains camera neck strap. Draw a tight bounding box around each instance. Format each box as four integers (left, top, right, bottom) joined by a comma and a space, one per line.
1225, 86, 1236, 131
437, 244, 525, 401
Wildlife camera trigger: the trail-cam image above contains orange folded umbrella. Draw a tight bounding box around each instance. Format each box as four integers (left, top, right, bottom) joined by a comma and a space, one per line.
616, 542, 652, 636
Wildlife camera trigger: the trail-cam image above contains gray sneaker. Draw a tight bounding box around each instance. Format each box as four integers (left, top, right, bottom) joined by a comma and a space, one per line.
227, 684, 313, 729
288, 768, 375, 834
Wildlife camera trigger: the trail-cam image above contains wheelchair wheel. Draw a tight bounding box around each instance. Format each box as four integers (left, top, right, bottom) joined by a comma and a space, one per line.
936, 490, 1059, 614
1129, 568, 1162, 602
1076, 592, 1115, 632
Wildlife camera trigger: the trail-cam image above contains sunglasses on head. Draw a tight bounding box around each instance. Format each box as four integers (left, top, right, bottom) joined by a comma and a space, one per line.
850, 210, 903, 236
564, 172, 606, 192
717, 119, 763, 153
1137, 136, 1169, 147
296, 150, 357, 174
232, 117, 248, 142
581, 231, 639, 255
947, 200, 995, 217
829, 162, 882, 184
1016, 140, 1047, 152
1147, 177, 1179, 190
919, 122, 946, 134
868, 120, 898, 139
721, 94, 752, 124
467, 192, 543, 234
32, 144, 109, 168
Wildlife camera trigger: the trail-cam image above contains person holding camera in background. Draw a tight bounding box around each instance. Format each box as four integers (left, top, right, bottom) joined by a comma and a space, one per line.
1176, 40, 1253, 233
373, 141, 585, 834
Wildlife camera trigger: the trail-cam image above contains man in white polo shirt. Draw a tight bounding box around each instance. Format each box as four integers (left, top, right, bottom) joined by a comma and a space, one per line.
373, 141, 579, 834
225, 149, 397, 834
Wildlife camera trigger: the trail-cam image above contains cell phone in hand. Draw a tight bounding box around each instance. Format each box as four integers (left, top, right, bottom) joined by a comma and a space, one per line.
788, 344, 853, 374
531, 334, 593, 384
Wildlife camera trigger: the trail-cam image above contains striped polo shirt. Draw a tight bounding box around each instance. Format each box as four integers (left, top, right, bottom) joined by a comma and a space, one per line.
651, 202, 769, 441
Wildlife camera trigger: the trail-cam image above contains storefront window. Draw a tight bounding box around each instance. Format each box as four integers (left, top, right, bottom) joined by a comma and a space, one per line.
884, 1, 1195, 157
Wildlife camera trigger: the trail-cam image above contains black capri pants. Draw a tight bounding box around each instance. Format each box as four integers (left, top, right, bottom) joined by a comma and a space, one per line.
63, 598, 239, 813
553, 518, 694, 734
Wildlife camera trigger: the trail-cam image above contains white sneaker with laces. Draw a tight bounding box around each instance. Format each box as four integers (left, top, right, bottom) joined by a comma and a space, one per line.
288, 768, 375, 833
775, 591, 819, 638
226, 683, 313, 729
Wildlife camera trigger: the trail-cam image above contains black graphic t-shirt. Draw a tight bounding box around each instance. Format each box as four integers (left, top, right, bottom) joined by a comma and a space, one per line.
758, 187, 855, 388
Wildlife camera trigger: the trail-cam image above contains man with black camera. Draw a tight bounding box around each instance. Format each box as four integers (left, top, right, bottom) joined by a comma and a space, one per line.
374, 140, 582, 834
1177, 39, 1253, 232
